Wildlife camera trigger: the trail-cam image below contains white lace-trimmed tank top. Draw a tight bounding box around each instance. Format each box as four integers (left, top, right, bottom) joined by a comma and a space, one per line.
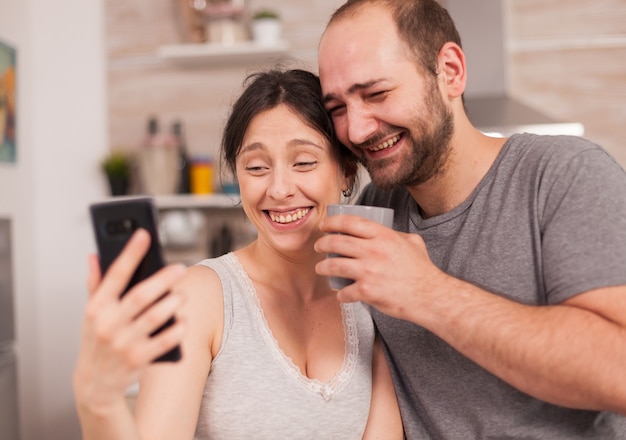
193, 253, 374, 440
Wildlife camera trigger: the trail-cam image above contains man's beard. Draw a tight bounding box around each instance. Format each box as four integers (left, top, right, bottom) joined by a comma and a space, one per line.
362, 85, 454, 190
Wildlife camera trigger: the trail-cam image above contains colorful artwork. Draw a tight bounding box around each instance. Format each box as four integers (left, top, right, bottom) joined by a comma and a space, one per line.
0, 40, 16, 163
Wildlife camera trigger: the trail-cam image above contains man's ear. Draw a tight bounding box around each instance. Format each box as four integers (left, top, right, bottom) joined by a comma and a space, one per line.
436, 42, 466, 98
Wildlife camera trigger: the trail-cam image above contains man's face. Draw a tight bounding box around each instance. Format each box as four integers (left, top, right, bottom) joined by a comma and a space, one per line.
318, 4, 454, 189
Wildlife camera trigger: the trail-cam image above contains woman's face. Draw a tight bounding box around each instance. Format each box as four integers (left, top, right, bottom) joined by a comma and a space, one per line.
236, 104, 348, 257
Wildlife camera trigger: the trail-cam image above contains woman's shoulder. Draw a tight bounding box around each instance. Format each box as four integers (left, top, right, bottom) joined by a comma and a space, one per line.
182, 257, 226, 298
175, 257, 228, 359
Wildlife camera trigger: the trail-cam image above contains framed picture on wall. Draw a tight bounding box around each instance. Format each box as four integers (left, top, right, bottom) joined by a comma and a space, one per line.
0, 40, 16, 163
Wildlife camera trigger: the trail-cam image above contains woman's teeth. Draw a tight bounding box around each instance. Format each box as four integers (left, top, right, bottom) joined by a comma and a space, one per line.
269, 208, 311, 224
370, 135, 400, 152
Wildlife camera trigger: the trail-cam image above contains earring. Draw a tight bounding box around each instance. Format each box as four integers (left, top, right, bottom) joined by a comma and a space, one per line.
342, 188, 352, 198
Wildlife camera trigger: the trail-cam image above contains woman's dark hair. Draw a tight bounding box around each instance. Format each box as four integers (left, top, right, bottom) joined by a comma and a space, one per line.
328, 0, 462, 78
221, 69, 358, 188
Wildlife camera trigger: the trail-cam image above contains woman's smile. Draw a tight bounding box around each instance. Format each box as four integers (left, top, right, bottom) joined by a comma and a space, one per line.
266, 207, 313, 225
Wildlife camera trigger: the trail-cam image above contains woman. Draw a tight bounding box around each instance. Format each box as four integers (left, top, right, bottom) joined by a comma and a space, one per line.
73, 69, 403, 439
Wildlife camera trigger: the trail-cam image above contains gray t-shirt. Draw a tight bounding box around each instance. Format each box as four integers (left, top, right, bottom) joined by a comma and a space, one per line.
193, 253, 374, 439
359, 133, 626, 439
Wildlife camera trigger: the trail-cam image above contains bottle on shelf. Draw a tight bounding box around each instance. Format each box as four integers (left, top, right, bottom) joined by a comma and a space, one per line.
145, 116, 159, 145
136, 115, 179, 195
172, 120, 191, 194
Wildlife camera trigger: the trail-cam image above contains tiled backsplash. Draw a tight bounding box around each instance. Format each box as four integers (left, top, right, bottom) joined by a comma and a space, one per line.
507, 0, 626, 166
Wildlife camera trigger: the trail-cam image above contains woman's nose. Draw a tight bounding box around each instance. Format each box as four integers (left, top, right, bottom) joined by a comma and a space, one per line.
266, 169, 296, 200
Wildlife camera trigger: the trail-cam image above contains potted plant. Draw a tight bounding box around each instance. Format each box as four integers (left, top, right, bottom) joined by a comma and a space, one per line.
251, 8, 282, 45
101, 151, 132, 196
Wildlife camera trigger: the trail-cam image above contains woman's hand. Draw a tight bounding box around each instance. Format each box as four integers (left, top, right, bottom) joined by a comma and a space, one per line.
73, 229, 187, 415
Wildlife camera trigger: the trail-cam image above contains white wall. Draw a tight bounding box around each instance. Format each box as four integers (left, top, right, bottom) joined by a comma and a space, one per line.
0, 0, 108, 438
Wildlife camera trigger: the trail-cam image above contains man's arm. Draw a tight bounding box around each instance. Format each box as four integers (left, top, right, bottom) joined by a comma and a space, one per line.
315, 215, 626, 414
416, 277, 626, 414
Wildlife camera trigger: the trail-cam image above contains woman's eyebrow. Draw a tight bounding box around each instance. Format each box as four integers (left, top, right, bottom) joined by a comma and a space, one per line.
239, 142, 265, 155
239, 139, 324, 155
288, 138, 324, 150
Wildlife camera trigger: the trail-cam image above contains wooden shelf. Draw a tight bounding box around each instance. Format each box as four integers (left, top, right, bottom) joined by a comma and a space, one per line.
156, 40, 290, 66
101, 194, 241, 209
154, 193, 241, 209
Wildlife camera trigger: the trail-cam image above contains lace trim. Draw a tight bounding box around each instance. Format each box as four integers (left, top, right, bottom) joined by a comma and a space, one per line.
226, 253, 359, 402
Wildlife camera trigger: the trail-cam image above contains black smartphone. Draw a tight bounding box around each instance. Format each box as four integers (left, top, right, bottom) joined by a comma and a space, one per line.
89, 197, 181, 363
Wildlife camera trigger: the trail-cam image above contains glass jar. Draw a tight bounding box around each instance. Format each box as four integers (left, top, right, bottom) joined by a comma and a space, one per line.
203, 0, 248, 45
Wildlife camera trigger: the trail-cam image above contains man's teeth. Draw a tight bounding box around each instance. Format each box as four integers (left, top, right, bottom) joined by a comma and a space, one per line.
269, 208, 311, 224
370, 135, 400, 152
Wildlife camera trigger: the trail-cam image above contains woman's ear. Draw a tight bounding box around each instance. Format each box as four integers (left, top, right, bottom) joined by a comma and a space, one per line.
436, 42, 466, 98
346, 161, 358, 183
342, 163, 358, 197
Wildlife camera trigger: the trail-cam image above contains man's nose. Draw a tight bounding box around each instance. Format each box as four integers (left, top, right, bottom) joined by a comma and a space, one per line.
347, 104, 378, 147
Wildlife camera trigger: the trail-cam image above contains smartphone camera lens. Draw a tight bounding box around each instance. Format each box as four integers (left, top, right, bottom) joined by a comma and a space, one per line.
105, 218, 136, 236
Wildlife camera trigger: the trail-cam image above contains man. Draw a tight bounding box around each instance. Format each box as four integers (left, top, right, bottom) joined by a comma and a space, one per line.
314, 0, 626, 438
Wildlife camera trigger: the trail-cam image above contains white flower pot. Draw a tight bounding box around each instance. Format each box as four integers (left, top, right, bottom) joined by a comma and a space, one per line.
251, 18, 282, 45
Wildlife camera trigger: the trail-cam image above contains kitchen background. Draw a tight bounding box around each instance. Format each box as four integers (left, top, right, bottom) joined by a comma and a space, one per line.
0, 0, 624, 439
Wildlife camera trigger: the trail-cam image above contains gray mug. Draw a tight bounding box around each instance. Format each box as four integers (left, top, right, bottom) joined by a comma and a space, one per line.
326, 204, 394, 289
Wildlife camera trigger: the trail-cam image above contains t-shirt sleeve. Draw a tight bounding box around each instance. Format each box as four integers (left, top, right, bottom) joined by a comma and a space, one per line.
540, 147, 626, 304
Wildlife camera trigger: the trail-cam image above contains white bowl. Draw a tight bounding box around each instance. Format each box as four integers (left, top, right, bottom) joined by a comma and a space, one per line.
159, 209, 205, 247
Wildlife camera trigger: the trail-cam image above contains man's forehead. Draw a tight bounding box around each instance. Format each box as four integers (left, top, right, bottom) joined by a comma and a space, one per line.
321, 3, 392, 41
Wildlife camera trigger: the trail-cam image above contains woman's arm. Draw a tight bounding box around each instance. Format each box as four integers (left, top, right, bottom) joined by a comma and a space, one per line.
134, 265, 224, 439
73, 230, 187, 440
362, 336, 404, 440
73, 230, 224, 439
